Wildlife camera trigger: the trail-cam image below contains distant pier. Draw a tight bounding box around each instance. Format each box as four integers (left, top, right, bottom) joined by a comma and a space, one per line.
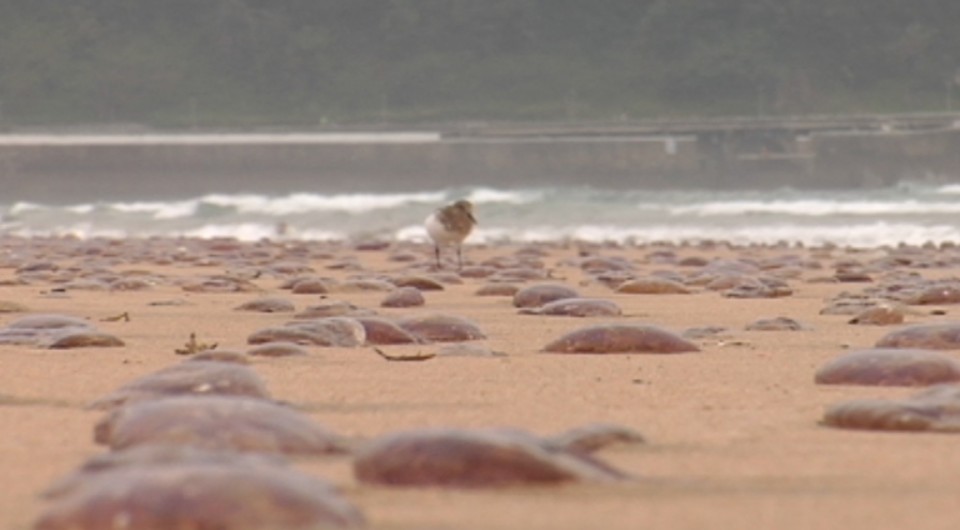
0, 113, 959, 203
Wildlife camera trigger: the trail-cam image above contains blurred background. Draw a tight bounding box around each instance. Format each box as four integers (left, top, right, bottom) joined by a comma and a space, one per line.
2, 1, 959, 127
2, 1, 960, 246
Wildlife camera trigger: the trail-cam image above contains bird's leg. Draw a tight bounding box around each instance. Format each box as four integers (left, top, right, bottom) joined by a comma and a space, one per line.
456, 245, 463, 270
434, 244, 442, 270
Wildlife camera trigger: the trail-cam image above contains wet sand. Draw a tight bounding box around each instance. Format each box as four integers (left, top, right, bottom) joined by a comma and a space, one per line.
3, 237, 960, 529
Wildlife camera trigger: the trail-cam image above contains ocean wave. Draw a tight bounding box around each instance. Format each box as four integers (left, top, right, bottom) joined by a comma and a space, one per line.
182, 223, 291, 240
3, 221, 344, 242
667, 199, 960, 217
936, 184, 960, 194
66, 204, 95, 214
4, 217, 958, 248
109, 200, 199, 219
9, 202, 45, 215
201, 191, 447, 215
464, 188, 544, 205
9, 222, 129, 239
4, 185, 960, 248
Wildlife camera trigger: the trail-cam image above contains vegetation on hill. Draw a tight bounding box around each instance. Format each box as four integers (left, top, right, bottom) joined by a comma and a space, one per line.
1, 1, 958, 128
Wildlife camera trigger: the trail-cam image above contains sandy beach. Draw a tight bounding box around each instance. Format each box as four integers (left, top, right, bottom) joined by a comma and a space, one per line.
3, 236, 960, 530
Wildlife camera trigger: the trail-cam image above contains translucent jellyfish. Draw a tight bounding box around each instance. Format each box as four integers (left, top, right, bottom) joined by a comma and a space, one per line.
353, 427, 629, 488
815, 348, 960, 386
543, 324, 700, 354
875, 323, 960, 349
35, 454, 364, 529
512, 284, 580, 308
398, 314, 486, 342
518, 298, 623, 318
822, 384, 960, 432
615, 278, 691, 294
94, 395, 348, 455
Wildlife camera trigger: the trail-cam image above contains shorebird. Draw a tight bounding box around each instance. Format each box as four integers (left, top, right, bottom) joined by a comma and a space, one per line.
425, 199, 477, 269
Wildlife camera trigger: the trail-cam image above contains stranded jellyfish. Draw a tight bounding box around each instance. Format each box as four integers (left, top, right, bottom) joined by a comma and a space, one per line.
7, 313, 91, 330
390, 275, 445, 291
354, 317, 422, 345
615, 277, 691, 295
247, 341, 311, 357
906, 286, 960, 305
46, 331, 125, 349
848, 306, 905, 325
875, 323, 960, 350
248, 318, 366, 347
353, 427, 630, 487
815, 348, 960, 386
94, 395, 348, 455
88, 360, 272, 410
543, 323, 700, 354
823, 384, 960, 432
380, 287, 426, 308
518, 298, 623, 318
35, 453, 364, 529
397, 314, 486, 342
744, 316, 808, 331
542, 423, 646, 453
474, 283, 520, 297
512, 284, 580, 308
234, 297, 296, 313
0, 313, 123, 348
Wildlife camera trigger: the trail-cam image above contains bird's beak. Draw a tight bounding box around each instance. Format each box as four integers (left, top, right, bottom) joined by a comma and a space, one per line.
468, 212, 478, 225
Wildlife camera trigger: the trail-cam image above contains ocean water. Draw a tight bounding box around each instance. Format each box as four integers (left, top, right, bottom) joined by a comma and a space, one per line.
3, 183, 960, 247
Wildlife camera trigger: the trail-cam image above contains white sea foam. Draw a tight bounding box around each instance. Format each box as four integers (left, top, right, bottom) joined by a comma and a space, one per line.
66, 204, 95, 214
395, 224, 429, 242
202, 191, 446, 215
7, 218, 957, 248
10, 222, 129, 240
182, 223, 282, 240
634, 222, 959, 247
294, 227, 349, 241
936, 184, 960, 194
465, 188, 543, 205
668, 199, 960, 217
9, 202, 44, 215
109, 200, 199, 219
420, 222, 960, 248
